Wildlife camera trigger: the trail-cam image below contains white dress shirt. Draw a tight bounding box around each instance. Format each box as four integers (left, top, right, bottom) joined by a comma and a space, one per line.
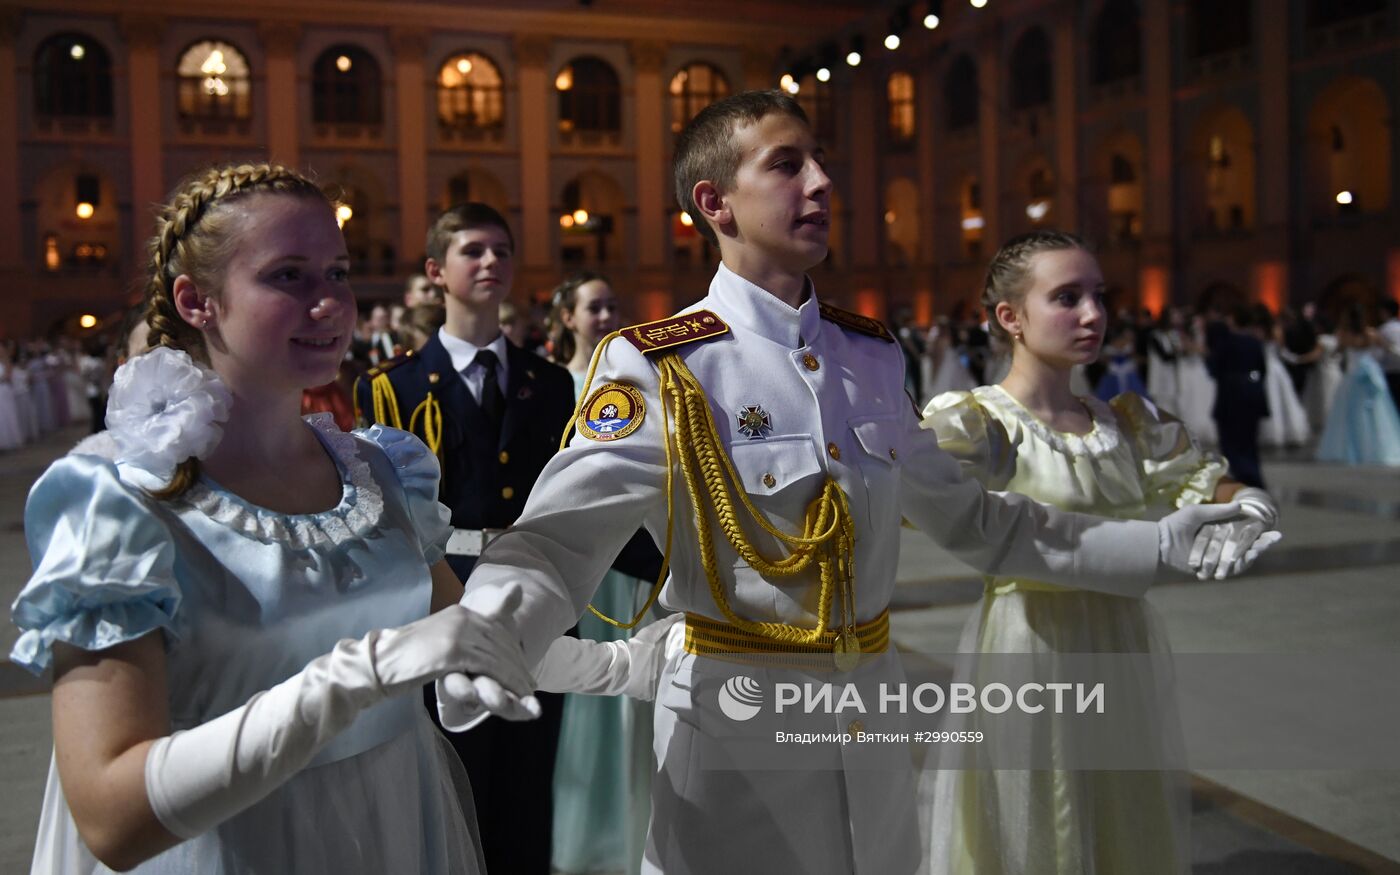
437, 327, 510, 404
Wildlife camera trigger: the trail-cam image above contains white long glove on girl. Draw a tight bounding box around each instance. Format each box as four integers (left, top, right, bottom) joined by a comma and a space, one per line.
145, 587, 538, 840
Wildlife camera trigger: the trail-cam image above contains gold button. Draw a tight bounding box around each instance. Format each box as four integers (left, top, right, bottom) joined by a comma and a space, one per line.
498, 450, 510, 464
802, 353, 820, 371
762, 473, 776, 488
501, 486, 515, 500
889, 448, 898, 460
428, 372, 441, 384
848, 719, 864, 736
827, 442, 841, 461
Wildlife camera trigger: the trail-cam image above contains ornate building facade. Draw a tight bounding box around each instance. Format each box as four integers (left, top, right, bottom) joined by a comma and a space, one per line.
0, 0, 1396, 338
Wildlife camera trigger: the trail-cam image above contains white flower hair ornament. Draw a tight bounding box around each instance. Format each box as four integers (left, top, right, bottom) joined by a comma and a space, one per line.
105, 346, 232, 484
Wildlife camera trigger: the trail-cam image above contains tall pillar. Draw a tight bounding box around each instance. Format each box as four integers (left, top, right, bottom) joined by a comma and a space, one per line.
258, 22, 301, 168
915, 55, 939, 321
1142, 0, 1175, 300
1052, 2, 1078, 231
513, 34, 553, 287
392, 27, 428, 270
0, 6, 24, 337
121, 13, 164, 267
1256, 0, 1291, 305
847, 67, 879, 271
0, 6, 22, 271
977, 23, 1002, 250
630, 40, 667, 269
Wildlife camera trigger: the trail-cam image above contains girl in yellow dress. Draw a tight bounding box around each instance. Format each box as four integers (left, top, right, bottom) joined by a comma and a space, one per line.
919, 231, 1278, 875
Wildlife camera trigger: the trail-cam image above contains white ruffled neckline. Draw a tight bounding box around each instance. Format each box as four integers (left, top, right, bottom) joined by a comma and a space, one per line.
979, 384, 1122, 457
179, 413, 385, 550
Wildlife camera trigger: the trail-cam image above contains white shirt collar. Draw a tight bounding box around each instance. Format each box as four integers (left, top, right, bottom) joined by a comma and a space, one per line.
708, 263, 823, 349
438, 327, 510, 376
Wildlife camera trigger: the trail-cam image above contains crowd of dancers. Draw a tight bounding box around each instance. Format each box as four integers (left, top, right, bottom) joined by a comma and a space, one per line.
0, 338, 109, 451
902, 297, 1400, 468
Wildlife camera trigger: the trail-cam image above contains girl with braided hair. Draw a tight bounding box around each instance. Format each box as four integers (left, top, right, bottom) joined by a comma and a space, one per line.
10, 163, 541, 873
919, 231, 1280, 875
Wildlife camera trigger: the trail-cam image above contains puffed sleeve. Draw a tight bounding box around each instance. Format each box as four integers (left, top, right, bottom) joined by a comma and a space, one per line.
10, 455, 182, 675
357, 425, 453, 565
1110, 392, 1227, 508
920, 390, 1015, 491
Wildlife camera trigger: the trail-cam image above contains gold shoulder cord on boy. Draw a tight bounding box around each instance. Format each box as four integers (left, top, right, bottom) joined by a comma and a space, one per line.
566, 310, 869, 671
357, 351, 445, 456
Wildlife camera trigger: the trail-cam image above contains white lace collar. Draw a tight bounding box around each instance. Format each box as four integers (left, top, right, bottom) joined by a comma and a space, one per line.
978, 384, 1122, 457
179, 414, 385, 550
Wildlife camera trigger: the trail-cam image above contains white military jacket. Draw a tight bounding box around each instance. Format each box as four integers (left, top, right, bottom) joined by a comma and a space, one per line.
462, 264, 1163, 873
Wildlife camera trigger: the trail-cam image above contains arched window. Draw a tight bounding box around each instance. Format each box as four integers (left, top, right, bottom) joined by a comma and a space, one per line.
33, 32, 113, 119
437, 51, 504, 135
1091, 0, 1142, 85
1307, 0, 1385, 29
796, 74, 835, 143
557, 56, 621, 139
886, 72, 916, 145
944, 54, 978, 131
312, 45, 383, 126
177, 40, 251, 122
1189, 0, 1251, 58
1010, 27, 1052, 110
669, 62, 731, 133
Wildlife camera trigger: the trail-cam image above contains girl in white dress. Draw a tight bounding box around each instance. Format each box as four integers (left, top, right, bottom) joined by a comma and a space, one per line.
1303, 329, 1346, 432
0, 341, 25, 450
1173, 314, 1218, 444
1258, 309, 1311, 447
9, 163, 540, 874
919, 231, 1279, 875
920, 317, 977, 404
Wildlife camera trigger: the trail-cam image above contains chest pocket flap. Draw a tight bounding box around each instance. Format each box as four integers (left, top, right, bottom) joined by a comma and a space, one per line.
729, 435, 824, 496
850, 414, 904, 466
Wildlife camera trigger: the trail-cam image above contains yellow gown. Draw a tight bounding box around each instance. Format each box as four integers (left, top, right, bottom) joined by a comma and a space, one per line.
919, 385, 1226, 875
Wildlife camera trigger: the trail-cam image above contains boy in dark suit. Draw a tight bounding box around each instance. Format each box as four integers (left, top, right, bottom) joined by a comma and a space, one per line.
355, 203, 574, 875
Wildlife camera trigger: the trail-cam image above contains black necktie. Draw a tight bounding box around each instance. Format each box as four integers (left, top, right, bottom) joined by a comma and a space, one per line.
474, 349, 505, 428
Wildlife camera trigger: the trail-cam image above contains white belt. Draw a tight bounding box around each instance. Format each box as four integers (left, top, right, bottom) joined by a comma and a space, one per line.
445, 528, 507, 557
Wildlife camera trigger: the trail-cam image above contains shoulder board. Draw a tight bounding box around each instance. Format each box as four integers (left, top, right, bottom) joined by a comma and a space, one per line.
620, 310, 730, 355
365, 349, 415, 378
819, 303, 894, 343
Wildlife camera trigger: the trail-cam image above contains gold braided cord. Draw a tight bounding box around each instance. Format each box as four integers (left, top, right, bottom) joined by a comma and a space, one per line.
408, 393, 444, 456
578, 338, 857, 646
371, 373, 404, 430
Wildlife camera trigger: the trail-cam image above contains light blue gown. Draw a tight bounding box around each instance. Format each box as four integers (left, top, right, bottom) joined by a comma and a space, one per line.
1316, 348, 1400, 466
10, 414, 485, 874
551, 372, 653, 875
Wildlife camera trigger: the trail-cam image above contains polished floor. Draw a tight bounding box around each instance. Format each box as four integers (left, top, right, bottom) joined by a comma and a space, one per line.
1, 427, 1398, 873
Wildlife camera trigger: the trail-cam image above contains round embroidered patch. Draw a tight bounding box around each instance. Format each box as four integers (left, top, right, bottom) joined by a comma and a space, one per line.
577, 382, 646, 441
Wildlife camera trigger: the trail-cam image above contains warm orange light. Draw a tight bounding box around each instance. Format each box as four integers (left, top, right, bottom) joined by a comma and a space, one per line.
559, 214, 575, 228
914, 290, 934, 327
679, 212, 694, 227
335, 204, 353, 227
79, 314, 98, 329
1252, 261, 1285, 314
75, 202, 94, 219
555, 66, 574, 91
1139, 265, 1167, 318
855, 288, 886, 322
335, 55, 352, 73
456, 57, 473, 75
572, 209, 589, 225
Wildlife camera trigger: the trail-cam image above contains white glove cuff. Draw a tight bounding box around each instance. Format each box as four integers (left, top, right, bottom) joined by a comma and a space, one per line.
1233, 487, 1279, 528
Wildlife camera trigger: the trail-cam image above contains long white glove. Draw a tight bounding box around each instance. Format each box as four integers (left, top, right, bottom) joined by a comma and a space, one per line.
1158, 500, 1276, 580
533, 613, 684, 701
145, 589, 538, 840
1189, 488, 1282, 580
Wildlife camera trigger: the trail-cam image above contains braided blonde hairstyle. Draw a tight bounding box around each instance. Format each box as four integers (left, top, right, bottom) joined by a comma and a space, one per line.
981, 229, 1089, 344
143, 163, 330, 499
